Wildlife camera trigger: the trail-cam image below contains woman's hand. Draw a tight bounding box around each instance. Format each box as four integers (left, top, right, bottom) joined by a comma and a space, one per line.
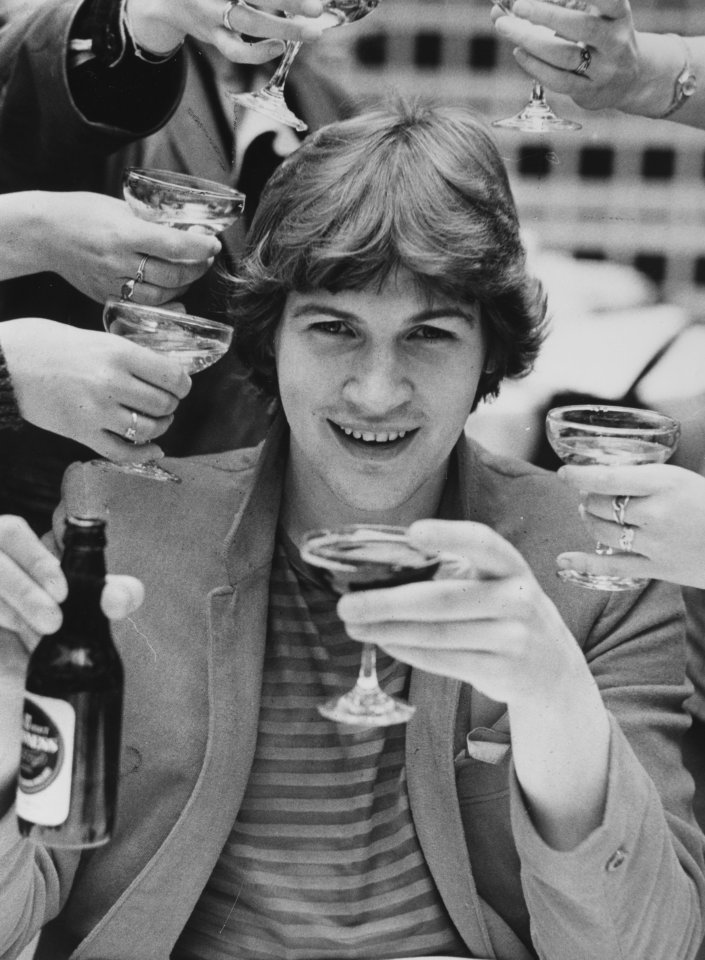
492, 0, 643, 112
557, 463, 705, 589
39, 193, 221, 306
126, 0, 327, 64
0, 514, 143, 650
1, 318, 192, 462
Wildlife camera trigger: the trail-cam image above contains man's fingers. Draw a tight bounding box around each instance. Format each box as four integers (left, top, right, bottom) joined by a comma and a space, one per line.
338, 576, 525, 624
101, 576, 145, 620
0, 551, 63, 636
408, 518, 527, 579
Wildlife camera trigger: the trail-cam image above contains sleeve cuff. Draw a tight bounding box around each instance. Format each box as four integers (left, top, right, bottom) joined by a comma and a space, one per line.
510, 713, 654, 883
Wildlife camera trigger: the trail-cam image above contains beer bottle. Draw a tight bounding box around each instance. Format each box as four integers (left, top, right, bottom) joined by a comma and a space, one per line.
16, 516, 123, 848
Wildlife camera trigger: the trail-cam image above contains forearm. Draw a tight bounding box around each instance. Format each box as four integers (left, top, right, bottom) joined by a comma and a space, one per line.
509, 668, 611, 851
0, 194, 56, 281
512, 716, 705, 960
620, 33, 705, 128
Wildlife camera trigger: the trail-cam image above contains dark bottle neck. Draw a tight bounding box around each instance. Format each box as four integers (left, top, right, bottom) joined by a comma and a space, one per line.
56, 517, 109, 645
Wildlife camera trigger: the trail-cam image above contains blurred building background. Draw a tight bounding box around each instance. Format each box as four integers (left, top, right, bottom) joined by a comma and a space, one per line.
319, 0, 705, 462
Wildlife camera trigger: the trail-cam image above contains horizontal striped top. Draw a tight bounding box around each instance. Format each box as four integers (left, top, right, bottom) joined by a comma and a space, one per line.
172, 532, 466, 960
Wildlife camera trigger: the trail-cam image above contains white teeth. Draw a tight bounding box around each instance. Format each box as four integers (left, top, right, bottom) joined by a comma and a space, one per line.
338, 425, 410, 443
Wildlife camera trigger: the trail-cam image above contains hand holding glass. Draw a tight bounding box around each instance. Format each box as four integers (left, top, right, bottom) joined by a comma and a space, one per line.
123, 168, 245, 235
301, 523, 467, 727
545, 404, 680, 591
231, 0, 381, 133
490, 0, 585, 132
94, 300, 233, 484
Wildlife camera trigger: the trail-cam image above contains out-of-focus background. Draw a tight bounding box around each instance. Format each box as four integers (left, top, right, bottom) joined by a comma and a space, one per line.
319, 0, 705, 468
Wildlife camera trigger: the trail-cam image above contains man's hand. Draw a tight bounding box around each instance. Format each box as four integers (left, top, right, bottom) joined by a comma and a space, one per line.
0, 515, 143, 650
337, 518, 611, 850
337, 518, 588, 708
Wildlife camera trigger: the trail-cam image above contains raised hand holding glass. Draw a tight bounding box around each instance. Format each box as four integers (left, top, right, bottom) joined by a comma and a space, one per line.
93, 300, 233, 484
231, 0, 382, 133
301, 524, 467, 727
546, 405, 680, 591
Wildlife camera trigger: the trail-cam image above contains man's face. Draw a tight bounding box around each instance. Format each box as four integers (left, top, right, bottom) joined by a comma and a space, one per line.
274, 271, 486, 526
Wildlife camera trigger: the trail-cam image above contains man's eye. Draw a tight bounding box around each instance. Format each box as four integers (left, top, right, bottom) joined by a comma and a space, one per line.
311, 321, 350, 335
411, 326, 454, 341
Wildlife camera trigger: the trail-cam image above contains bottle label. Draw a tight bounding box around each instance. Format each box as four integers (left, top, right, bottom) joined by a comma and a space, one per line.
16, 691, 75, 827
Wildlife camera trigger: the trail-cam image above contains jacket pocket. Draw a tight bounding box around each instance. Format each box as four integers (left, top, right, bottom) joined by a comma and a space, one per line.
455, 725, 511, 804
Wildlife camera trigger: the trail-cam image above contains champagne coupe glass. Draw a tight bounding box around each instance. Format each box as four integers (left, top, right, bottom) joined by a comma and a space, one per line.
231, 0, 381, 133
546, 404, 680, 591
300, 523, 466, 727
490, 0, 584, 132
94, 299, 234, 484
123, 168, 245, 235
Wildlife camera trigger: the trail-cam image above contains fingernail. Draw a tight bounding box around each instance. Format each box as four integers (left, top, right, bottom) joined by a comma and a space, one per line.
37, 603, 62, 634
556, 555, 571, 568
267, 40, 286, 55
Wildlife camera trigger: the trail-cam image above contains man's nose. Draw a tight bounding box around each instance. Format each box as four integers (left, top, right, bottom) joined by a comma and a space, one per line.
342, 347, 413, 414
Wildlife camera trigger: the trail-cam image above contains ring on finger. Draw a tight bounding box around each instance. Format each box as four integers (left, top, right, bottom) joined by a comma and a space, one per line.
618, 524, 635, 553
135, 254, 150, 284
612, 494, 630, 526
573, 41, 592, 77
124, 410, 139, 444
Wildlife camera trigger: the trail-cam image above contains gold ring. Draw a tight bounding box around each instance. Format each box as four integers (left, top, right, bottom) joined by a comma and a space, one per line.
124, 410, 139, 444
612, 494, 630, 526
121, 278, 136, 301
135, 255, 149, 284
618, 525, 635, 553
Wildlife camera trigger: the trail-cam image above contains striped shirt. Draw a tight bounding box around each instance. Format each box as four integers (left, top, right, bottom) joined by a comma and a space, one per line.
172, 532, 466, 959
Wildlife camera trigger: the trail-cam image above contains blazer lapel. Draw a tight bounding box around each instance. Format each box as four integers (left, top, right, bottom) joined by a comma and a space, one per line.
70, 425, 287, 959
406, 672, 497, 959
405, 437, 536, 960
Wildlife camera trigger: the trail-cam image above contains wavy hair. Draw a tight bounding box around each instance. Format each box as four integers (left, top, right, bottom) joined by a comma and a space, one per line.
228, 100, 547, 404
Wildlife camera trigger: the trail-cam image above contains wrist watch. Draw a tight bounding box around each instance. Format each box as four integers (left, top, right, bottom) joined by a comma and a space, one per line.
659, 35, 697, 118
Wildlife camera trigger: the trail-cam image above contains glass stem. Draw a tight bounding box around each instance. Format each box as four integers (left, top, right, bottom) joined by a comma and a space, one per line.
531, 80, 547, 105
263, 41, 303, 96
356, 642, 380, 691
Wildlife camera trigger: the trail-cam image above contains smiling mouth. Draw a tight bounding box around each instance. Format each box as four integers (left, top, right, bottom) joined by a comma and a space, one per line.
329, 420, 418, 448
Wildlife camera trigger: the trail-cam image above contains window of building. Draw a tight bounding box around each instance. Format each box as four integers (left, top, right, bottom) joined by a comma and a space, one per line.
414, 32, 442, 68
694, 257, 705, 286
578, 147, 614, 179
468, 35, 497, 70
574, 249, 607, 261
517, 144, 553, 178
355, 33, 387, 67
634, 253, 667, 285
641, 148, 675, 180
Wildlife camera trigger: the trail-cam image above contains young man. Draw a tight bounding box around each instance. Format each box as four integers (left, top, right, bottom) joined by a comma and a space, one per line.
0, 102, 703, 960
